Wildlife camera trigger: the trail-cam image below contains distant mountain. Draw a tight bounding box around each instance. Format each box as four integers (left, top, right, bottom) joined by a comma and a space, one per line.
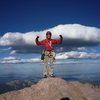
0, 80, 37, 94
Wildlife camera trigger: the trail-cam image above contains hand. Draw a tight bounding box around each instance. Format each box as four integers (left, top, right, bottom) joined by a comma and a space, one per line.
36, 36, 39, 40
59, 35, 63, 39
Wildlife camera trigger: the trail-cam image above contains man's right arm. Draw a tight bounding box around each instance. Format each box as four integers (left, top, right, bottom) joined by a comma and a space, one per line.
35, 36, 44, 45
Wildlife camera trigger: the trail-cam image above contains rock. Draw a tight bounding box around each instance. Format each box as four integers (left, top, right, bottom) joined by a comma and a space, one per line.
0, 77, 100, 100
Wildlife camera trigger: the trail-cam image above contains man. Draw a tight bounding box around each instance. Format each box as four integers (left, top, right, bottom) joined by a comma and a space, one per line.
35, 31, 63, 78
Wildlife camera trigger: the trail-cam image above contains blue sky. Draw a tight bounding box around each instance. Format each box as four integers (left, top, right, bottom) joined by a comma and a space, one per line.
0, 0, 100, 35
0, 0, 100, 61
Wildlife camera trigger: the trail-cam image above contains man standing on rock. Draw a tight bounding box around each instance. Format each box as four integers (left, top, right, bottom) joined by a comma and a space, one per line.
35, 31, 63, 78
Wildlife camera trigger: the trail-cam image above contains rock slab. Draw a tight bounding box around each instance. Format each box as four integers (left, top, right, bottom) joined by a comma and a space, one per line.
0, 77, 100, 100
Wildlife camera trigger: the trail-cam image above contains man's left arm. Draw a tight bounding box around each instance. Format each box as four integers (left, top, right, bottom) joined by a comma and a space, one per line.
52, 35, 63, 44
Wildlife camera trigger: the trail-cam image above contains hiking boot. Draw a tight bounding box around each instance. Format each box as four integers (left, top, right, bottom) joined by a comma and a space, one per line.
43, 75, 47, 78
50, 74, 55, 77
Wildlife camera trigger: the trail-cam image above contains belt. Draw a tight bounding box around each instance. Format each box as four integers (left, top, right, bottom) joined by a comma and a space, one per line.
45, 50, 53, 57
46, 50, 52, 52
45, 49, 54, 52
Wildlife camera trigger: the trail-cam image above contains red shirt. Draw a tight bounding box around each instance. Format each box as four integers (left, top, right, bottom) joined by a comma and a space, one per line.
35, 38, 63, 51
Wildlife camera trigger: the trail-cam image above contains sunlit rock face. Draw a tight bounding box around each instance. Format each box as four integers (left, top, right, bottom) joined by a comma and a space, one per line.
0, 77, 100, 100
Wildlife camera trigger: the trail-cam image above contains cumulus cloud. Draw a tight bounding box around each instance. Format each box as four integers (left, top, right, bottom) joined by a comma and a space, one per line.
56, 51, 100, 59
0, 24, 100, 54
0, 47, 11, 52
0, 57, 41, 64
1, 56, 20, 60
1, 51, 100, 64
77, 47, 86, 51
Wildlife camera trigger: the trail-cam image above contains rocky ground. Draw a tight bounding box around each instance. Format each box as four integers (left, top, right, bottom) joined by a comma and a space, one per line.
0, 77, 100, 100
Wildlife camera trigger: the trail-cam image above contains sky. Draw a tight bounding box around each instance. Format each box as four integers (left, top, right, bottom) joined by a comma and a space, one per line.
0, 0, 100, 35
0, 0, 100, 63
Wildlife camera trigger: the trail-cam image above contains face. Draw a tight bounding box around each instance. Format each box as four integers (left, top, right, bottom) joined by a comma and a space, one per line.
46, 34, 51, 39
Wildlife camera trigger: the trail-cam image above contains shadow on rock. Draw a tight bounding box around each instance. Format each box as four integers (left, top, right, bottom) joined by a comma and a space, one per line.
61, 97, 70, 100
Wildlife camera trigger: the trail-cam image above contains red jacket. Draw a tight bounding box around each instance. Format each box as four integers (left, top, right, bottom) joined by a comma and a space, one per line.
35, 38, 63, 51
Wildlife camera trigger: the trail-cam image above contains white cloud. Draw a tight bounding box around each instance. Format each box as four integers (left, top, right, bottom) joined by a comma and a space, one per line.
77, 47, 86, 51
1, 56, 20, 60
56, 51, 100, 59
0, 47, 11, 51
10, 50, 17, 55
0, 24, 100, 54
0, 51, 100, 64
0, 56, 41, 64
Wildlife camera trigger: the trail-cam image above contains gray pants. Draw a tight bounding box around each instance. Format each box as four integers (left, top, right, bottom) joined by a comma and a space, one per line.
43, 51, 55, 76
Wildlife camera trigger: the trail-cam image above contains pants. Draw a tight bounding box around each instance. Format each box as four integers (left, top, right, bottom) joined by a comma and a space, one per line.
43, 51, 55, 76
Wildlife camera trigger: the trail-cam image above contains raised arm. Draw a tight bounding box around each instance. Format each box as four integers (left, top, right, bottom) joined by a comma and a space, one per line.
35, 36, 44, 45
52, 35, 63, 44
